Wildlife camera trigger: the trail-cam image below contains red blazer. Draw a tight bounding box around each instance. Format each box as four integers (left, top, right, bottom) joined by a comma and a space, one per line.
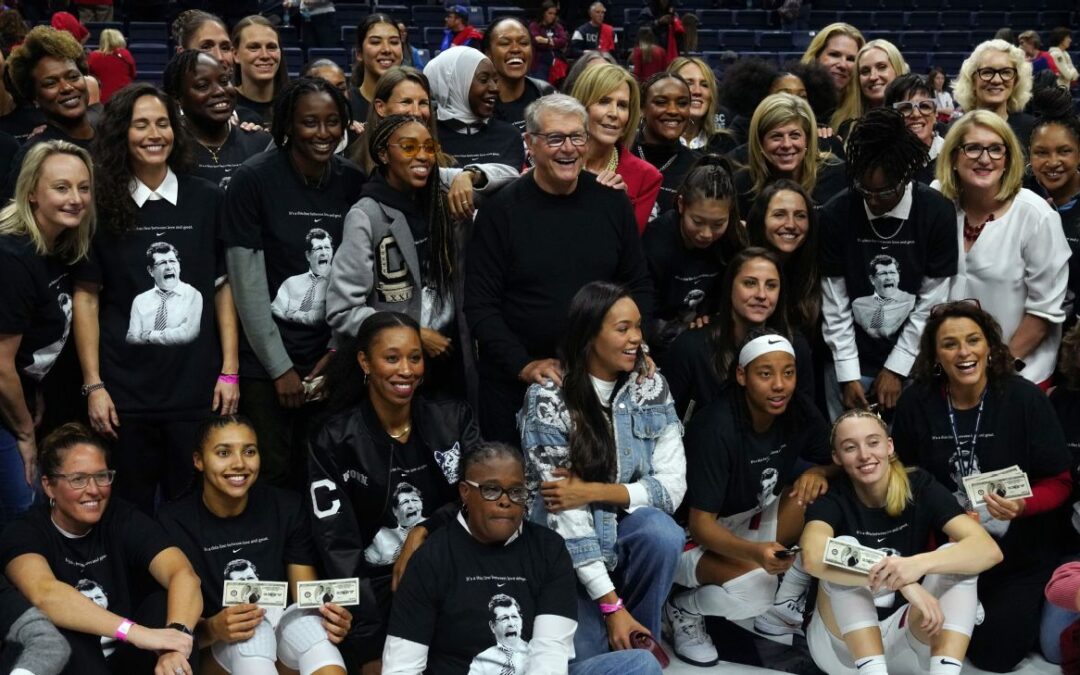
617, 144, 662, 234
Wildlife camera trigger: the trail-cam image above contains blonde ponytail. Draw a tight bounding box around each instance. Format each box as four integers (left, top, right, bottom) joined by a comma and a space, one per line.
884, 454, 913, 518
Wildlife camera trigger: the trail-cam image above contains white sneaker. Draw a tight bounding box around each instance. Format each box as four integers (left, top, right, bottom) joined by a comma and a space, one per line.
663, 601, 719, 667
753, 600, 805, 638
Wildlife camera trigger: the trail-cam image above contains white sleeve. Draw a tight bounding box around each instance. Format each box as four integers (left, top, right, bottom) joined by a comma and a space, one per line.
438, 164, 520, 194
624, 416, 685, 513
578, 560, 616, 600
821, 277, 861, 382
885, 276, 950, 377
526, 614, 578, 674
382, 636, 429, 675
1021, 208, 1071, 324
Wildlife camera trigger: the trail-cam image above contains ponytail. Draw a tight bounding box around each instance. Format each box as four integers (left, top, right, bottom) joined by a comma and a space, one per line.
884, 454, 912, 518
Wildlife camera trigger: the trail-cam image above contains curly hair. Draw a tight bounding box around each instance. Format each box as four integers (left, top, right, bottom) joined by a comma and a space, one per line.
270, 76, 352, 148
91, 83, 194, 234
783, 60, 837, 127
953, 40, 1032, 114
910, 301, 1015, 385
718, 58, 779, 119
6, 25, 88, 103
843, 106, 929, 187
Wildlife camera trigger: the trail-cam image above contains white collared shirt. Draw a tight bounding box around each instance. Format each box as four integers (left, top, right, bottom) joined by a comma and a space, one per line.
129, 167, 179, 207
863, 181, 914, 222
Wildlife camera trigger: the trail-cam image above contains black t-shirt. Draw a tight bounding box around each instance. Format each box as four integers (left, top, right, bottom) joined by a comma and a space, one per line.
733, 161, 849, 217
221, 148, 366, 377
0, 235, 73, 409
0, 131, 17, 177
0, 499, 172, 665
631, 142, 699, 220
661, 327, 816, 419
806, 468, 963, 560
436, 119, 525, 170
158, 482, 317, 616
190, 126, 272, 190
2, 126, 94, 204
819, 184, 958, 373
642, 209, 725, 323
685, 387, 830, 521
350, 88, 370, 125
493, 80, 547, 133
892, 376, 1070, 563
0, 104, 46, 143
234, 92, 274, 126
73, 175, 225, 417
388, 518, 577, 675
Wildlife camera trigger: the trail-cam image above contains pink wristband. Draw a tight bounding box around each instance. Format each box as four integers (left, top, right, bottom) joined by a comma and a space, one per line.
599, 598, 624, 616
114, 618, 134, 641
218, 374, 239, 384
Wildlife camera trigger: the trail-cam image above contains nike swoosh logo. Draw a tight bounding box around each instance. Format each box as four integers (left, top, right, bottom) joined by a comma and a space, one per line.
767, 338, 782, 344
232, 548, 242, 553
876, 537, 885, 542
156, 232, 165, 237
856, 662, 872, 669
314, 218, 323, 223
939, 659, 962, 667
496, 583, 505, 587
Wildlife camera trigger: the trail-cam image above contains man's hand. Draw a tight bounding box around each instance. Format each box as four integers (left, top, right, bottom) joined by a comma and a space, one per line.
870, 369, 903, 410
274, 369, 305, 408
519, 359, 564, 386
841, 380, 869, 410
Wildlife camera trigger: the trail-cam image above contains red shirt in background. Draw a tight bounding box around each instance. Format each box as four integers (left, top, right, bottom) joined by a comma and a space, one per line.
87, 49, 136, 103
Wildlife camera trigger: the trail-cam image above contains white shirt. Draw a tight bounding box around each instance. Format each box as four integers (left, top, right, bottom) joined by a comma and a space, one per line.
946, 187, 1071, 383
129, 168, 179, 206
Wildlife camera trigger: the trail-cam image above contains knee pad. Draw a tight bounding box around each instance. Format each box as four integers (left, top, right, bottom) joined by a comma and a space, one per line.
210, 619, 278, 674
673, 547, 704, 588
821, 581, 879, 635
694, 569, 777, 621
277, 607, 346, 674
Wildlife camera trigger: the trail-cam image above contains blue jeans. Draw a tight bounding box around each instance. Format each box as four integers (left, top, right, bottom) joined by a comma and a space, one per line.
1041, 587, 1080, 663
571, 507, 684, 662
569, 648, 662, 675
0, 426, 34, 530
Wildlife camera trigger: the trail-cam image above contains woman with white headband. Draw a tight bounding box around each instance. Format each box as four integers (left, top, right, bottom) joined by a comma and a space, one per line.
663, 328, 833, 667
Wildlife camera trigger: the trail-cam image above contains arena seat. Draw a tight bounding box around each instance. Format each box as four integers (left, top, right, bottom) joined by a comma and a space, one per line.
127, 21, 167, 44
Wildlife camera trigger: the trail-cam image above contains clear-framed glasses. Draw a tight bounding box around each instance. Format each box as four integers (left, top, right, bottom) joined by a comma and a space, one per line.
388, 139, 440, 158
960, 143, 1007, 160
976, 67, 1017, 82
530, 131, 589, 148
462, 479, 529, 504
853, 180, 906, 201
891, 99, 937, 117
49, 470, 117, 489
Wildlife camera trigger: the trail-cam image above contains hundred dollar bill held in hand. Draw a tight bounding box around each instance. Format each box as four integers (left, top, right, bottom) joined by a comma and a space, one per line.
297, 578, 361, 608
223, 580, 288, 609
961, 465, 1032, 508
823, 537, 887, 575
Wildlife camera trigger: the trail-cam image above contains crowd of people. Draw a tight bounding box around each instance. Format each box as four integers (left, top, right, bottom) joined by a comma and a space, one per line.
0, 3, 1079, 675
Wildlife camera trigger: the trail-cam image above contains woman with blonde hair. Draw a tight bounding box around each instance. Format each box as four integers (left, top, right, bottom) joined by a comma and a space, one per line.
669, 55, 726, 153
734, 92, 846, 216
801, 23, 865, 129
800, 405, 1002, 675
571, 62, 661, 231
834, 39, 908, 136
0, 140, 94, 527
953, 39, 1035, 150
935, 110, 1069, 387
87, 28, 135, 103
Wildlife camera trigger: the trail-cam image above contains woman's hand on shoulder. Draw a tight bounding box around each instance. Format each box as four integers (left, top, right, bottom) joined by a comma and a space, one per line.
789, 467, 829, 507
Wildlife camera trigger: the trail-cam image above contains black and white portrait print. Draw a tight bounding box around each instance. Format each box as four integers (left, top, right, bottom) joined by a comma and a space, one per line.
126, 242, 203, 345
271, 228, 334, 326
76, 578, 109, 609
26, 291, 71, 379
850, 254, 916, 340
758, 467, 780, 510
364, 482, 425, 566
467, 593, 530, 675
225, 558, 259, 582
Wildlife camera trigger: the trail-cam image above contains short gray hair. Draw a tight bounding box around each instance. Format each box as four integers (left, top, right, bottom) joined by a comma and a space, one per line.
524, 93, 588, 134
589, 2, 605, 11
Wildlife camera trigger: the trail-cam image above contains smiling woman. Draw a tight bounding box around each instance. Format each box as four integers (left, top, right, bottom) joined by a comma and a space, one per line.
72, 83, 237, 515
230, 15, 289, 125
484, 16, 554, 132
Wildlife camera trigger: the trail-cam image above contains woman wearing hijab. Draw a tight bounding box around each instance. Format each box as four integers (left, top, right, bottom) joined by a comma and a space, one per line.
423, 46, 525, 170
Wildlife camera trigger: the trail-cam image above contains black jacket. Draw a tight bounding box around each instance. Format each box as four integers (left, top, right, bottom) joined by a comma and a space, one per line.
308, 395, 482, 662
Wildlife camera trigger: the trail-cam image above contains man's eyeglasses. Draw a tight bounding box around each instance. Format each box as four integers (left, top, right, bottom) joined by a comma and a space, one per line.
853, 180, 906, 201
975, 67, 1017, 83
462, 479, 529, 504
388, 139, 440, 158
959, 143, 1007, 160
929, 298, 982, 318
49, 470, 117, 489
891, 100, 937, 117
530, 131, 589, 148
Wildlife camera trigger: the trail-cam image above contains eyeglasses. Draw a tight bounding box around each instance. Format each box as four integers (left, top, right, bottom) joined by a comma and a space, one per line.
891, 100, 937, 117
959, 143, 1007, 160
976, 67, 1017, 82
530, 131, 589, 148
929, 297, 982, 318
853, 180, 906, 201
462, 479, 529, 504
49, 470, 117, 489
388, 139, 440, 158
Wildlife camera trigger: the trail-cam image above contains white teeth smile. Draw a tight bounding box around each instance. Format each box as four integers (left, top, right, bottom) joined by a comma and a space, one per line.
957, 361, 977, 371
312, 142, 332, 152
506, 58, 524, 66
81, 500, 101, 508
224, 475, 248, 486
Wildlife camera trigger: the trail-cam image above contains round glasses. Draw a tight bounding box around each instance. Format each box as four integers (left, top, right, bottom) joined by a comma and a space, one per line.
462, 479, 529, 504
975, 67, 1017, 83
891, 100, 937, 117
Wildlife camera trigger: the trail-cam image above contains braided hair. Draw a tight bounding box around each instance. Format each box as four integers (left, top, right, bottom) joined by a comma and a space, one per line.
676, 153, 747, 267
271, 77, 352, 148
368, 114, 455, 314
161, 49, 207, 102
843, 106, 928, 188
1030, 85, 1080, 150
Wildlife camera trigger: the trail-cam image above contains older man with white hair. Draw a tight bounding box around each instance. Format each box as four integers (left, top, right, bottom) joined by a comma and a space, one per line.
465, 93, 654, 444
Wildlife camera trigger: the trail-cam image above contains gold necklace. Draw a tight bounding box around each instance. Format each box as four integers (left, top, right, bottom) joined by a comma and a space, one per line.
388, 423, 412, 439
195, 136, 227, 164
606, 147, 619, 172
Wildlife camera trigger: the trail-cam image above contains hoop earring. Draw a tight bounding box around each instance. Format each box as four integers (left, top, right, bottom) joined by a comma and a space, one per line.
362, 371, 369, 384
49, 497, 55, 508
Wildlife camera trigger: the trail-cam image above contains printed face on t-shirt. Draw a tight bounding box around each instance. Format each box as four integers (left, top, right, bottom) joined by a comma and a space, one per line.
869, 259, 900, 298
391, 484, 424, 528
489, 597, 526, 648
225, 559, 259, 581
78, 580, 109, 608
149, 250, 181, 291
306, 234, 333, 277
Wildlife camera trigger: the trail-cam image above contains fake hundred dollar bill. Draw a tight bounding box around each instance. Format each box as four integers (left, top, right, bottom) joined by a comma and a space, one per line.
823, 537, 887, 575
961, 465, 1032, 508
222, 580, 288, 608
297, 578, 360, 608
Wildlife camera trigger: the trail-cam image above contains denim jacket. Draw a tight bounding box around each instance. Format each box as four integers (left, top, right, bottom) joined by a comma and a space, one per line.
519, 374, 686, 578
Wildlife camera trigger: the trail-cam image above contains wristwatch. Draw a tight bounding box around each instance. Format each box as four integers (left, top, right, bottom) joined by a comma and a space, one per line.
166, 622, 193, 636
80, 382, 105, 396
